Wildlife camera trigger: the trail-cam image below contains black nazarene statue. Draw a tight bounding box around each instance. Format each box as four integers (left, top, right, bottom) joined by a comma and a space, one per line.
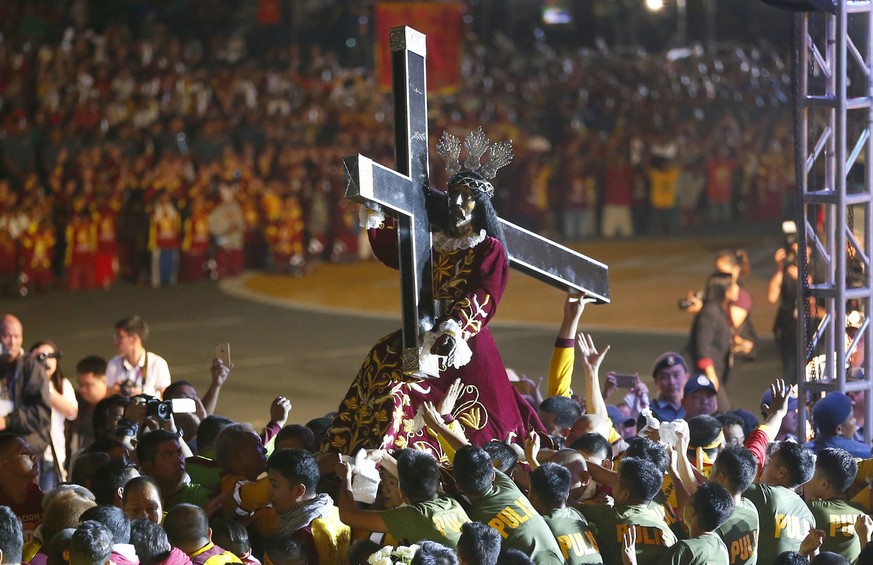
322, 128, 548, 459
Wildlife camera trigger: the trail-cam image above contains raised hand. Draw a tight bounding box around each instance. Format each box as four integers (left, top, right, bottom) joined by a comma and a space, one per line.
577, 333, 610, 376
335, 460, 353, 483
799, 529, 825, 557
524, 430, 541, 467
438, 378, 464, 416
211, 358, 232, 387
431, 334, 457, 371
270, 395, 291, 427
855, 514, 873, 545
602, 372, 618, 399
422, 401, 445, 432
763, 379, 791, 418
621, 526, 638, 565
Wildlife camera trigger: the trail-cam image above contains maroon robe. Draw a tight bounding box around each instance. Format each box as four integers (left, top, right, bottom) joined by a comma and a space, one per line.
323, 223, 546, 459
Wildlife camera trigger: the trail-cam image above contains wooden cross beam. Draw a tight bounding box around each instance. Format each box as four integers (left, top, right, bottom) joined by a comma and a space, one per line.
344, 26, 610, 374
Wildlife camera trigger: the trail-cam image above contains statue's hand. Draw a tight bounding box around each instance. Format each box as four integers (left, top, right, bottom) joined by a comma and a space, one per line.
431, 333, 457, 370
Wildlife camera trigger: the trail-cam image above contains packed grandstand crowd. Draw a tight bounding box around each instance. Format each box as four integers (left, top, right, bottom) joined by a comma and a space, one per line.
1, 298, 872, 565
0, 1, 797, 294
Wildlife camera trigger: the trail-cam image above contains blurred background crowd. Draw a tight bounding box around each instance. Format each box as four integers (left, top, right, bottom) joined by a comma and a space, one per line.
0, 0, 797, 295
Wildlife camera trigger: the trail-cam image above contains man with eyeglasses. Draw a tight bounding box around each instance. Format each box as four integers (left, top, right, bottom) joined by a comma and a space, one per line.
0, 314, 51, 457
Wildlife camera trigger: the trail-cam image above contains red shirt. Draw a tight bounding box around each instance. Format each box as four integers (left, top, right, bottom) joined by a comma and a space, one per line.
705, 159, 739, 203
603, 163, 635, 206
96, 208, 118, 255
0, 481, 43, 543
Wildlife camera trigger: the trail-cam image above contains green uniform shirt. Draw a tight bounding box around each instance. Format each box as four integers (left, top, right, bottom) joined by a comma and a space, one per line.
185, 457, 222, 493
468, 470, 564, 565
743, 484, 814, 565
652, 489, 686, 541
578, 502, 678, 565
542, 506, 603, 564
657, 532, 729, 565
807, 498, 866, 561
715, 498, 759, 565
380, 495, 470, 548
165, 481, 212, 510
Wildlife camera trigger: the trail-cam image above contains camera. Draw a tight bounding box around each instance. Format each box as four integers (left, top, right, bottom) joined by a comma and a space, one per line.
119, 379, 136, 398
132, 394, 196, 421
678, 291, 704, 310
783, 220, 798, 266
35, 351, 61, 363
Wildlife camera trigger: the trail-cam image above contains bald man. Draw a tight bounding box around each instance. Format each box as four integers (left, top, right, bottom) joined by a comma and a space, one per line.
0, 314, 51, 454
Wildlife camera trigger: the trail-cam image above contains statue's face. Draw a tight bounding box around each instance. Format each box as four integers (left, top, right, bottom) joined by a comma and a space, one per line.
446, 182, 477, 237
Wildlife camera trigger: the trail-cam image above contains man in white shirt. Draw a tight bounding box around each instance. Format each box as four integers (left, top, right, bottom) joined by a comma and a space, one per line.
106, 316, 171, 398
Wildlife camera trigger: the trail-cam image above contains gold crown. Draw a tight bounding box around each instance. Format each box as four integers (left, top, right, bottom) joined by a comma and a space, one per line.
436, 126, 514, 181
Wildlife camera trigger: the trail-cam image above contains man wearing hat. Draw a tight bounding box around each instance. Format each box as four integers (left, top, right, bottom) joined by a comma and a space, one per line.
682, 374, 718, 419
650, 352, 689, 422
806, 392, 871, 458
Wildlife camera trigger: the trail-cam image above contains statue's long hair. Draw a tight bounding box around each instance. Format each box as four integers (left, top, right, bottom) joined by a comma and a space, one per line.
471, 190, 508, 264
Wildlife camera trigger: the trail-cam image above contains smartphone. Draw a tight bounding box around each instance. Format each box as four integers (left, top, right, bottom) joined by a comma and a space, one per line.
612, 373, 637, 389
215, 343, 231, 366
170, 398, 196, 414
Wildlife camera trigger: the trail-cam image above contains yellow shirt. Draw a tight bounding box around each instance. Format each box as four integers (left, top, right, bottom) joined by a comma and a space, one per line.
547, 346, 621, 444
649, 167, 680, 209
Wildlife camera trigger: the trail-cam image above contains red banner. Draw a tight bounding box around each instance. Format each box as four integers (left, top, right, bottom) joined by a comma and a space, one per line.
375, 3, 463, 94
258, 0, 281, 26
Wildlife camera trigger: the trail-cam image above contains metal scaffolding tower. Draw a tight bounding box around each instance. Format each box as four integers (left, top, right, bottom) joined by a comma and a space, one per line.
797, 1, 873, 442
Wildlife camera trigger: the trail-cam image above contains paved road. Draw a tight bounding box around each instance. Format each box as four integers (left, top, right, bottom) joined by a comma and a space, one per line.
0, 238, 783, 429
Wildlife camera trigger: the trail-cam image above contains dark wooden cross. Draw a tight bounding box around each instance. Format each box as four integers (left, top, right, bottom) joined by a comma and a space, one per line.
343, 26, 610, 375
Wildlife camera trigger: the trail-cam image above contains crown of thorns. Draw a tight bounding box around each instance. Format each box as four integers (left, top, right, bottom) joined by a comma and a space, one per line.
436, 127, 514, 198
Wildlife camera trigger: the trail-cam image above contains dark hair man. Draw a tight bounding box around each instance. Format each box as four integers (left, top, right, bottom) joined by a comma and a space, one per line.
106, 316, 171, 398
335, 449, 470, 548
69, 521, 113, 565
91, 460, 139, 507
0, 505, 23, 565
263, 535, 307, 565
528, 463, 601, 564
411, 541, 459, 565
456, 522, 501, 565
804, 448, 866, 561
632, 482, 733, 565
163, 504, 241, 565
136, 430, 210, 510
79, 506, 136, 565
709, 445, 759, 565
539, 397, 582, 441
129, 519, 175, 565
266, 448, 349, 563
578, 456, 677, 565
68, 356, 110, 455
452, 446, 562, 564
745, 441, 816, 564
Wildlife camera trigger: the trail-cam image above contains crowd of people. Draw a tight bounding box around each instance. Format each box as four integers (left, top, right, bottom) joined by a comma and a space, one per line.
1, 277, 873, 565
2, 3, 862, 565
0, 2, 797, 296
